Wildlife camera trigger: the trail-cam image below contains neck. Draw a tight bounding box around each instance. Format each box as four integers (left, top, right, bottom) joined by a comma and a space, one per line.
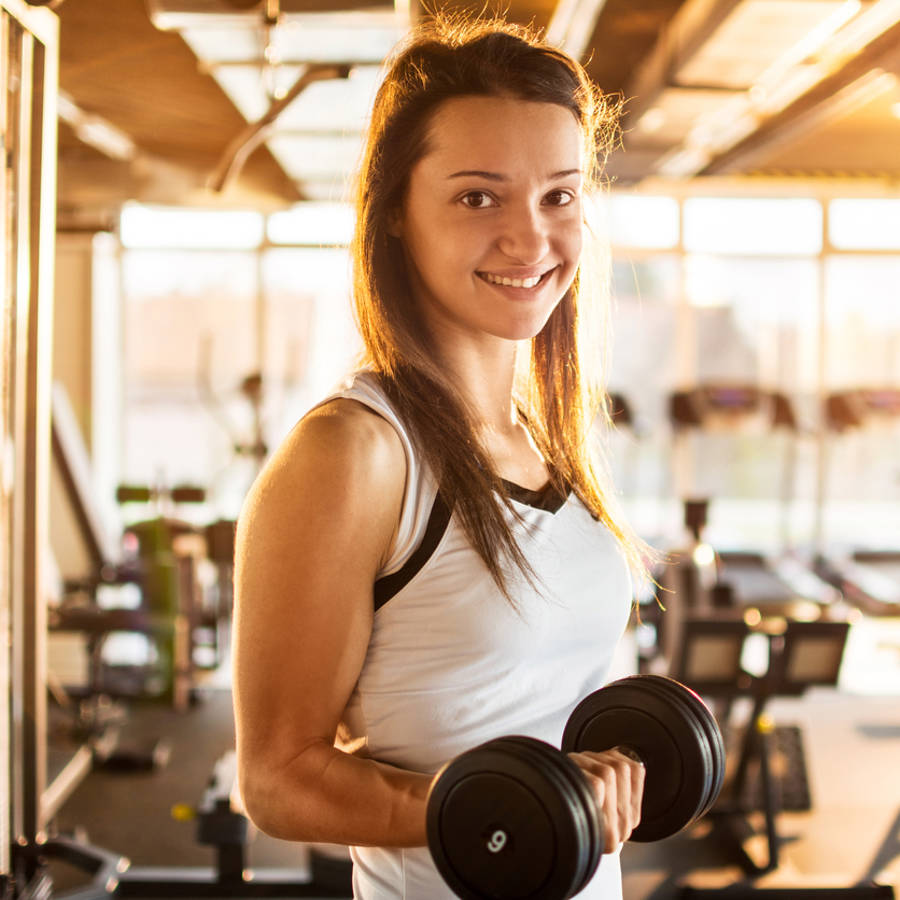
436, 338, 522, 437
427, 335, 548, 489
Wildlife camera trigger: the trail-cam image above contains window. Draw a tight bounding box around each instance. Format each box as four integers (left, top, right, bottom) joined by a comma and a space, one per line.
600, 194, 680, 249
683, 197, 822, 255
829, 199, 900, 250
119, 205, 357, 520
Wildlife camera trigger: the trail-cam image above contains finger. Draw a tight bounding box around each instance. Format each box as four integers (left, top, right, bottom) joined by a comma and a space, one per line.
607, 747, 645, 832
569, 751, 638, 851
587, 750, 644, 842
628, 753, 645, 829
580, 765, 621, 852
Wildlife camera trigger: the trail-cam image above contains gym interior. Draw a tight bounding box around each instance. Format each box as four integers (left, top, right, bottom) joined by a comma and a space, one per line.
3, 0, 900, 897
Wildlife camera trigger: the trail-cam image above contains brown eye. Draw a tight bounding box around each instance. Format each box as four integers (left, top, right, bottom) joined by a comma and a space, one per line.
545, 189, 575, 207
461, 191, 496, 209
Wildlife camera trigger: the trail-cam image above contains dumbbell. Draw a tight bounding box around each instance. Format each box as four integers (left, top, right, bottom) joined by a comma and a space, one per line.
426, 674, 725, 900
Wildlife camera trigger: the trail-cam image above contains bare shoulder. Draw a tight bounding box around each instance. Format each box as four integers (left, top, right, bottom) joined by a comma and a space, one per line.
238, 398, 406, 570
298, 397, 405, 467
262, 397, 404, 494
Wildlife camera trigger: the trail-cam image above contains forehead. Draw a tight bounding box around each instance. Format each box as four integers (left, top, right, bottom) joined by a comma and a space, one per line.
418, 95, 584, 176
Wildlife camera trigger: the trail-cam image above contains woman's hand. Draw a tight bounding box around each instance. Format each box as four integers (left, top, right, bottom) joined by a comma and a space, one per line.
567, 748, 645, 852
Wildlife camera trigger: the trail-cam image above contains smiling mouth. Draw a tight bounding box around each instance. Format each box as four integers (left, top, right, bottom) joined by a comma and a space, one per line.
477, 268, 555, 289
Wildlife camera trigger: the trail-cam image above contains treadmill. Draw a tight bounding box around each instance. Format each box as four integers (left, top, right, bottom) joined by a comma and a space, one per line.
816, 387, 900, 617
668, 384, 840, 620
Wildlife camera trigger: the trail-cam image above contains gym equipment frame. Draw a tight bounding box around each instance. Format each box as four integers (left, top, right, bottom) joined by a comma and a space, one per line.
678, 618, 894, 898
816, 388, 900, 618
2, 0, 62, 892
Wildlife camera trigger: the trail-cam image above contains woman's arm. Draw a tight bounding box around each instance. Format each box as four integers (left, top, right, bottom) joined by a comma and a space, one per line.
232, 398, 432, 847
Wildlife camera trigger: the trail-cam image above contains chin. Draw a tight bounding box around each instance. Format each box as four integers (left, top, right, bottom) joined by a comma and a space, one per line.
493, 318, 555, 342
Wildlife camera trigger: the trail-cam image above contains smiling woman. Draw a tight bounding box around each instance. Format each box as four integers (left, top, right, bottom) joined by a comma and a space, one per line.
232, 17, 650, 900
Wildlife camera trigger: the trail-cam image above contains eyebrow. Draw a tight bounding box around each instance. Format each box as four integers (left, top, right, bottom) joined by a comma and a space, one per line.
447, 168, 582, 181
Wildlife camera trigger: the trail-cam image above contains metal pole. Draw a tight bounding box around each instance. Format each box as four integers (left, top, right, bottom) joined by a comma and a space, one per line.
1, 9, 13, 881
813, 201, 829, 557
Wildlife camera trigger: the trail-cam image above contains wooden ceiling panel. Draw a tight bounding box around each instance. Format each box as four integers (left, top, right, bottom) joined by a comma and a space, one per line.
53, 0, 900, 211
746, 89, 900, 177
414, 0, 558, 34
584, 0, 686, 94
56, 0, 301, 206
60, 0, 233, 155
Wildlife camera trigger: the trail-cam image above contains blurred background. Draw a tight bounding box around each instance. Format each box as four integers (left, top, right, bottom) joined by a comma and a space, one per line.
3, 0, 900, 897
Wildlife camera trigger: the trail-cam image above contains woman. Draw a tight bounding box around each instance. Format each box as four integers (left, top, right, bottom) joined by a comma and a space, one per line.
233, 17, 649, 899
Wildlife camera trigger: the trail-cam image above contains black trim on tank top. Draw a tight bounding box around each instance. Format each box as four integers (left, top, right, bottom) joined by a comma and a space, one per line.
371, 478, 570, 611
502, 479, 570, 514
373, 492, 453, 611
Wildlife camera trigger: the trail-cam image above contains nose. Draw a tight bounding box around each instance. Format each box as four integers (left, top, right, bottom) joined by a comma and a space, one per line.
496, 204, 550, 265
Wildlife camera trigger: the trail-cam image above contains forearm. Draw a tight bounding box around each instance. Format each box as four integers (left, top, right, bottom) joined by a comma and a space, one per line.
239, 739, 433, 847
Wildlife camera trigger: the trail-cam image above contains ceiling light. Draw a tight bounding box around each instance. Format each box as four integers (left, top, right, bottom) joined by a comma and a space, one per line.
637, 108, 666, 133
748, 84, 767, 106
781, 0, 861, 68
656, 145, 713, 177
57, 92, 137, 161
546, 0, 610, 61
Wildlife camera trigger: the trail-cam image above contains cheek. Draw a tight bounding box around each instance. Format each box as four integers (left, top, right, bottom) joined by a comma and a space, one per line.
408, 220, 479, 285
404, 198, 458, 256
560, 220, 584, 269
399, 218, 438, 279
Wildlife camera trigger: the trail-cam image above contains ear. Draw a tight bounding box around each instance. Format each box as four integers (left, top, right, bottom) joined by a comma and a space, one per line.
386, 206, 403, 238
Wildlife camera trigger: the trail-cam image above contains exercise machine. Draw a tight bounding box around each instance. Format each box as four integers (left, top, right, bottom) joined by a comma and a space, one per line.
48, 384, 198, 712
111, 749, 352, 898
658, 386, 841, 652
671, 616, 893, 898
47, 386, 174, 770
815, 388, 900, 618
11, 749, 353, 900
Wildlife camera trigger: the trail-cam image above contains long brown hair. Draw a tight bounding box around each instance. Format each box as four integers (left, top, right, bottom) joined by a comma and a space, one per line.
351, 16, 648, 600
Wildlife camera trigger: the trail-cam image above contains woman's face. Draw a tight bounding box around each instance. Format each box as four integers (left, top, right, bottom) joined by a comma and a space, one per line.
394, 94, 585, 350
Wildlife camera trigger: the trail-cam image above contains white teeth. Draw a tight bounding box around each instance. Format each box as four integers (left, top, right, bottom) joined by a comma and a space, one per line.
483, 272, 543, 288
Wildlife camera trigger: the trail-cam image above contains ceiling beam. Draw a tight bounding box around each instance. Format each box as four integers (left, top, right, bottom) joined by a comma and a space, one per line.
147, 0, 395, 30
702, 14, 900, 174
620, 0, 743, 126
208, 63, 351, 192
148, 0, 390, 10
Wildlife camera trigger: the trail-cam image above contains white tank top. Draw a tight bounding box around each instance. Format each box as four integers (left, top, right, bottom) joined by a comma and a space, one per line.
319, 372, 632, 900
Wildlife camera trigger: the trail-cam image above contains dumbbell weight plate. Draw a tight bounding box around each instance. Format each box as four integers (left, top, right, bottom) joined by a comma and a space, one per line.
495, 737, 602, 898
633, 675, 725, 819
561, 677, 719, 842
607, 675, 718, 823
623, 675, 724, 828
426, 736, 599, 900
